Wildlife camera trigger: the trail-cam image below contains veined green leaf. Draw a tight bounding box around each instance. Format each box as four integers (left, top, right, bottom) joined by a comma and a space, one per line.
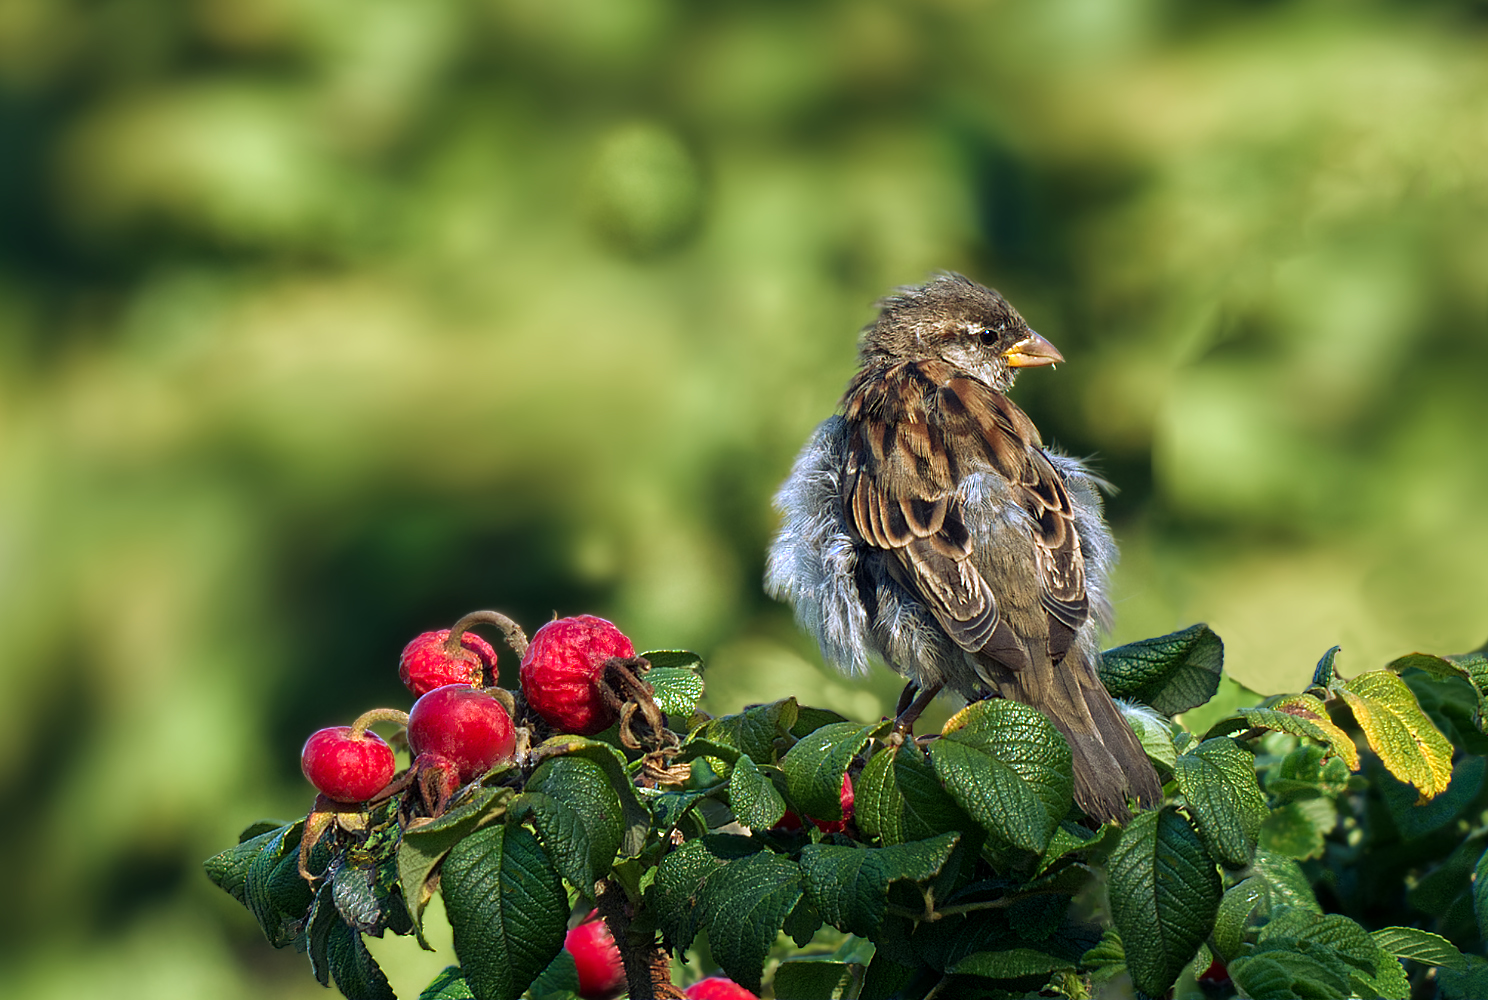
781, 720, 881, 822
1099, 624, 1223, 715
510, 754, 625, 892
1107, 807, 1221, 998
798, 833, 959, 937
1371, 926, 1468, 971
441, 824, 567, 1000
1173, 738, 1267, 869
696, 850, 805, 995
930, 700, 1073, 854
398, 787, 511, 936
728, 752, 787, 830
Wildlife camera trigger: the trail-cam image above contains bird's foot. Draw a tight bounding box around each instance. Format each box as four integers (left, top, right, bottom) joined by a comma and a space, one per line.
892, 682, 943, 737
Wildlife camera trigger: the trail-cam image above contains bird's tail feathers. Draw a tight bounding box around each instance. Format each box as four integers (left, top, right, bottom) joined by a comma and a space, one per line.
980, 650, 1162, 825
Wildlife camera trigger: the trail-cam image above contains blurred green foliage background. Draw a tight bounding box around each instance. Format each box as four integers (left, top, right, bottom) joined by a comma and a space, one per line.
0, 0, 1484, 996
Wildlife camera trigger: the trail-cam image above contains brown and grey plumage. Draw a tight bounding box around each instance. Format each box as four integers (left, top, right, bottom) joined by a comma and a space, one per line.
765, 273, 1162, 824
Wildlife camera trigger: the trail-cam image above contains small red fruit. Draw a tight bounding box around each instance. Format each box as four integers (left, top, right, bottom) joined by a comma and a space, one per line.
683, 977, 758, 1000
407, 684, 516, 783
565, 911, 625, 1000
1198, 957, 1230, 984
520, 615, 636, 735
301, 726, 396, 802
399, 628, 498, 697
814, 773, 855, 834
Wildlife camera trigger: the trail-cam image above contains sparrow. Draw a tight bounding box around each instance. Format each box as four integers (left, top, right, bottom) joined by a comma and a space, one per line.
765, 273, 1161, 824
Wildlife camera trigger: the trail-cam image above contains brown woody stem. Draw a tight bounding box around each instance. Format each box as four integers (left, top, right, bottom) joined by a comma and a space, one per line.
596, 878, 683, 999
350, 707, 410, 740
446, 610, 529, 659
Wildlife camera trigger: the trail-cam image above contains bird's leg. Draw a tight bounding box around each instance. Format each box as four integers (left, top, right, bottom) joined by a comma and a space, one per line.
893, 681, 944, 736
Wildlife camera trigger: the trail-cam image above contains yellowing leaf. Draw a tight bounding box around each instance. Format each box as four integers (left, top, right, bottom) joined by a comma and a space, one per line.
1269, 694, 1361, 770
1338, 671, 1453, 803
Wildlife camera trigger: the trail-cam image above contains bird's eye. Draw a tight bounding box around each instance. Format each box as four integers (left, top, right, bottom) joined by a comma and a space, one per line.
977, 328, 998, 346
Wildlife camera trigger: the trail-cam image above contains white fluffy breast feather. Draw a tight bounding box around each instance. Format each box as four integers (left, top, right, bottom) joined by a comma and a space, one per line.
763, 416, 874, 676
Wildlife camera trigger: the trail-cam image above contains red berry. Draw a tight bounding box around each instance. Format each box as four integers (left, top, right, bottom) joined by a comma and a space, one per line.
407, 685, 516, 783
773, 810, 805, 832
1198, 957, 1229, 984
301, 726, 396, 802
565, 911, 625, 1000
813, 773, 855, 834
520, 615, 636, 735
399, 629, 497, 697
683, 977, 758, 1000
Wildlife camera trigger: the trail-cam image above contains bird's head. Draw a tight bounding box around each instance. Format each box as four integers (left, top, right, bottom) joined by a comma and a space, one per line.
859, 272, 1064, 391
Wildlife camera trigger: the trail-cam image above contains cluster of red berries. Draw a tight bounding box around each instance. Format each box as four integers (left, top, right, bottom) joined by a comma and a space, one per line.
299, 614, 636, 805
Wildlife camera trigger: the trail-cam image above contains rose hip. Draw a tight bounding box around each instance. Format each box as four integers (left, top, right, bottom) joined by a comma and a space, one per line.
683, 977, 758, 1000
300, 727, 396, 803
520, 615, 636, 735
399, 628, 498, 697
565, 911, 625, 999
407, 684, 516, 783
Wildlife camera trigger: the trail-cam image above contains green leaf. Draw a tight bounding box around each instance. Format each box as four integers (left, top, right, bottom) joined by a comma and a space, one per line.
929, 699, 1073, 854
527, 738, 649, 858
1107, 807, 1222, 998
791, 705, 852, 738
1203, 696, 1360, 770
950, 947, 1080, 979
799, 833, 959, 937
695, 698, 800, 765
1079, 929, 1125, 986
641, 651, 706, 718
781, 720, 880, 821
526, 948, 583, 1000
1406, 831, 1487, 917
1229, 947, 1350, 1000
419, 966, 476, 999
1312, 646, 1341, 690
1439, 955, 1488, 1000
728, 753, 787, 830
1379, 755, 1485, 841
696, 850, 805, 995
243, 819, 315, 947
1258, 799, 1336, 861
1371, 926, 1468, 971
1211, 876, 1265, 962
856, 743, 973, 848
306, 882, 337, 987
325, 915, 397, 1000
1386, 651, 1488, 740
399, 787, 512, 936
651, 834, 758, 951
1268, 742, 1354, 799
1098, 624, 1223, 715
1250, 907, 1407, 1000
1172, 738, 1267, 869
204, 821, 293, 909
647, 787, 714, 833
510, 754, 625, 892
772, 959, 855, 999
1337, 670, 1454, 802
1037, 821, 1116, 876
441, 823, 567, 1000
1251, 849, 1321, 913
1475, 843, 1488, 939
1126, 709, 1177, 771
640, 649, 703, 670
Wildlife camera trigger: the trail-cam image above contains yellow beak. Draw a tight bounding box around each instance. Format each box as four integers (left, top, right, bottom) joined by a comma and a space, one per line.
1003, 330, 1065, 368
